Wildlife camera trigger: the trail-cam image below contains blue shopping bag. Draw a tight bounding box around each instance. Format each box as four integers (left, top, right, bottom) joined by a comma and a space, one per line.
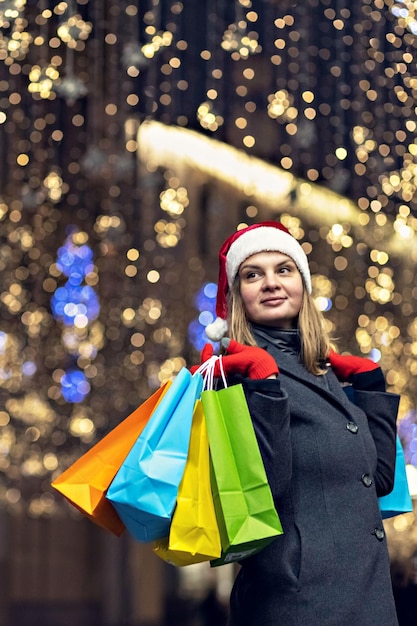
379, 434, 413, 519
343, 386, 412, 519
106, 368, 204, 542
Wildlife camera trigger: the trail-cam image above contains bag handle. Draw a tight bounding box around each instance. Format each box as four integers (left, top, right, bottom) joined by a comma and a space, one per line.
192, 355, 227, 390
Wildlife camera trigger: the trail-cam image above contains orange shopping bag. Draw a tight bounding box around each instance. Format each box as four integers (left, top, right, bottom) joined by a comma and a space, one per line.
51, 382, 170, 536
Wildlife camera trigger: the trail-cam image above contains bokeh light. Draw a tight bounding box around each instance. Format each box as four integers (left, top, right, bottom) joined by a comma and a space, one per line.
0, 3, 416, 557
189, 282, 219, 352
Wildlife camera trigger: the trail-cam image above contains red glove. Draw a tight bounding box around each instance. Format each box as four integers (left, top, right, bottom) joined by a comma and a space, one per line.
189, 343, 216, 373
190, 340, 279, 380
328, 349, 380, 382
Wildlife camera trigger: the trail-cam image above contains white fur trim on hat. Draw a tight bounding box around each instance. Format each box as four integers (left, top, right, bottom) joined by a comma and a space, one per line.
225, 226, 312, 293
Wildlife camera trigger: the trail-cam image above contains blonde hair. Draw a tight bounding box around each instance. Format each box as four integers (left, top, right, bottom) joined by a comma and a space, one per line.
228, 279, 330, 375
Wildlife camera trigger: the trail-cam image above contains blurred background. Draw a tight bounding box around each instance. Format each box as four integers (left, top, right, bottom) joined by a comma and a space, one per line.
1, 0, 417, 624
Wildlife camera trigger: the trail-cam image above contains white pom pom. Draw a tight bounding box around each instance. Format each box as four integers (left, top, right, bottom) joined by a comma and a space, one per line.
205, 317, 228, 341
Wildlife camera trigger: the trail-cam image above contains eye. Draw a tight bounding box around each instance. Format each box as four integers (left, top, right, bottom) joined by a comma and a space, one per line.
240, 268, 261, 280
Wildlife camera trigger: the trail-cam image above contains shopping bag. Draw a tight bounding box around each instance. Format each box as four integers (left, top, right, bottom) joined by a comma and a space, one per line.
51, 382, 170, 536
153, 400, 222, 566
379, 435, 413, 519
201, 360, 283, 567
343, 386, 412, 519
106, 367, 204, 542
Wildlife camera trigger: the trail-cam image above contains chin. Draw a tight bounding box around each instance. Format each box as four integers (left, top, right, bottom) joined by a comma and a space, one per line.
257, 318, 294, 329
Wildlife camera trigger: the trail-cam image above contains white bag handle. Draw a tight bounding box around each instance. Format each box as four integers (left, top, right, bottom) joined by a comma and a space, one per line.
192, 354, 227, 390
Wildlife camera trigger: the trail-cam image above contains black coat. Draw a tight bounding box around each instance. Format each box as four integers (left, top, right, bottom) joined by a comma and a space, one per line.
229, 330, 399, 626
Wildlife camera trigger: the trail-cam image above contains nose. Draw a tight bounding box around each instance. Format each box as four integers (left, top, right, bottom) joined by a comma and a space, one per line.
262, 270, 282, 290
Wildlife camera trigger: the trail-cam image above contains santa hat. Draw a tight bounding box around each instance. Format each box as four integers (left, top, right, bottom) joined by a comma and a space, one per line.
205, 221, 312, 341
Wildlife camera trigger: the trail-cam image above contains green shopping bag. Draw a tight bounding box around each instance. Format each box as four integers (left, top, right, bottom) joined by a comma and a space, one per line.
201, 368, 283, 567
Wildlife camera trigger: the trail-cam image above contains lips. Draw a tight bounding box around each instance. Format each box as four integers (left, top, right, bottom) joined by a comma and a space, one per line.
261, 297, 286, 305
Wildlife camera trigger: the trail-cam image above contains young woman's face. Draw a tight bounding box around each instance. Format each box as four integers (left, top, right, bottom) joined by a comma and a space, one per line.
238, 251, 304, 329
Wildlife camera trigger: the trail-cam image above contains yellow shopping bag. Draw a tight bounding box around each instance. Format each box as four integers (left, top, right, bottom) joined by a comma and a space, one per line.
153, 400, 221, 565
52, 382, 170, 536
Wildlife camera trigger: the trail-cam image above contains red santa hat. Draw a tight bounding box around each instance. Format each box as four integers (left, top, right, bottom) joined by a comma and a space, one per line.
205, 221, 312, 341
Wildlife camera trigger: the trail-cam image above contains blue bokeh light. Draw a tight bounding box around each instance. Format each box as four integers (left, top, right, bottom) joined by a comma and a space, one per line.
56, 242, 94, 279
51, 231, 100, 403
195, 281, 218, 312
198, 310, 214, 326
61, 369, 91, 403
189, 282, 219, 351
22, 361, 37, 376
51, 285, 100, 325
203, 282, 218, 299
369, 348, 381, 363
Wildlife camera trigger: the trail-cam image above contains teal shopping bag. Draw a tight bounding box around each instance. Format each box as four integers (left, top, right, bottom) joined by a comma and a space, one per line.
343, 386, 412, 519
106, 368, 204, 542
379, 435, 413, 519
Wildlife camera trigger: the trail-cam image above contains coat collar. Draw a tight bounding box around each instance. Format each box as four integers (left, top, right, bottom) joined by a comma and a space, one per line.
252, 327, 357, 420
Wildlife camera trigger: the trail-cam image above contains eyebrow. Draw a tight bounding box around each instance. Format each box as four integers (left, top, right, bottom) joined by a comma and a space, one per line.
239, 257, 297, 273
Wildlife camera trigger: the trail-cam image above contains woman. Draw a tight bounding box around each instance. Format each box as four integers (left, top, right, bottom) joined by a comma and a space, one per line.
196, 221, 399, 626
